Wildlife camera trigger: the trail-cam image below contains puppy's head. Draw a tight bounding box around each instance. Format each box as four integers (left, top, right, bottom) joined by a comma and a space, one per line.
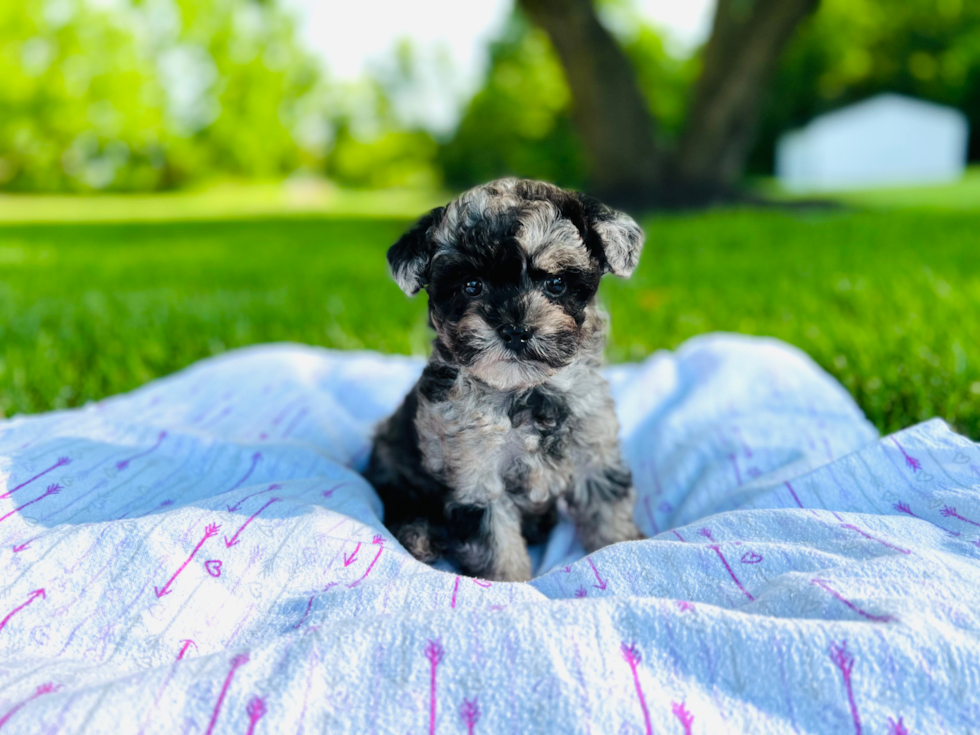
387, 179, 644, 391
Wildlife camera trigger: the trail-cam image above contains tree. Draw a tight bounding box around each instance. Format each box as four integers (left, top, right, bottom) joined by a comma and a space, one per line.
0, 0, 323, 192
517, 0, 820, 208
437, 15, 588, 192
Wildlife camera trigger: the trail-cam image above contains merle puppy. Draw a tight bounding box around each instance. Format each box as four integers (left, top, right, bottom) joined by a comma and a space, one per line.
363, 178, 645, 581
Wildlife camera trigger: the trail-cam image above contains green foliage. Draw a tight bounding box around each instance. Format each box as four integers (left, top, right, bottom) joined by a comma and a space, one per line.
751, 0, 980, 172
1, 193, 978, 439
622, 25, 700, 142
4, 0, 980, 192
325, 125, 439, 189
322, 63, 442, 190
0, 0, 168, 191
438, 13, 587, 190
324, 126, 439, 189
162, 0, 323, 182
443, 0, 980, 185
439, 8, 696, 189
0, 0, 323, 192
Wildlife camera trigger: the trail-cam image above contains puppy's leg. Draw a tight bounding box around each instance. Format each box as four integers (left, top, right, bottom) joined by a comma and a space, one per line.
570, 464, 644, 553
391, 519, 440, 563
453, 499, 532, 582
487, 500, 533, 581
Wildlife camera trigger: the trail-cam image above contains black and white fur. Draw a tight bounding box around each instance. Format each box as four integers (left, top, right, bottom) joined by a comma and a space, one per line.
363, 179, 645, 581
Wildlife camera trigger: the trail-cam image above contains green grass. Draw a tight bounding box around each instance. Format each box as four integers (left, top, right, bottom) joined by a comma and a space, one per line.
1, 184, 979, 439
815, 167, 980, 212
0, 180, 446, 224
755, 166, 980, 212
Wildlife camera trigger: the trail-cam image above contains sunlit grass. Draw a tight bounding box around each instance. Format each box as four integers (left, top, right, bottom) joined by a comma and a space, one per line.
0, 179, 447, 224
605, 207, 980, 438
832, 167, 980, 211
755, 165, 980, 211
1, 182, 978, 439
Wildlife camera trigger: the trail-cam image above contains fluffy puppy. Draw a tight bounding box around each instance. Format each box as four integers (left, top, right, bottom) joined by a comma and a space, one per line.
363, 178, 645, 581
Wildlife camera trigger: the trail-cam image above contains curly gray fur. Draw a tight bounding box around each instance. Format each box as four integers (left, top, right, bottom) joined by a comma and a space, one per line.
363, 179, 645, 581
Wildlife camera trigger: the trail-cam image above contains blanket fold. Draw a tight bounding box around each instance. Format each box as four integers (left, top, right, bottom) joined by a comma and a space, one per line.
0, 334, 977, 734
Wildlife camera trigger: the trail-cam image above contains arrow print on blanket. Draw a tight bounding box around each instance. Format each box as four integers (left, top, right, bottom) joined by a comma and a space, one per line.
347, 536, 385, 588
587, 557, 607, 590
227, 453, 263, 493
226, 483, 281, 513
177, 639, 198, 660
0, 589, 46, 633
12, 536, 40, 553
224, 498, 279, 548
155, 523, 220, 598
343, 542, 361, 567
0, 682, 61, 728
0, 456, 70, 499
0, 484, 62, 525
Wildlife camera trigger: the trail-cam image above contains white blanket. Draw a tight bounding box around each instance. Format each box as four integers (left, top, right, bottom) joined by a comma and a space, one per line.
1, 334, 978, 734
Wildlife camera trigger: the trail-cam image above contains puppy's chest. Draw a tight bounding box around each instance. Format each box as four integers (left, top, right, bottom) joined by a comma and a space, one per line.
417, 382, 575, 496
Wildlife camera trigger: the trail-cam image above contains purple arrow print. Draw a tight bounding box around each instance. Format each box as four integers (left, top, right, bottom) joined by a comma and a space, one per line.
829, 640, 862, 735
1, 457, 71, 499
227, 452, 262, 493
227, 483, 281, 513
587, 557, 607, 590
224, 498, 279, 547
811, 579, 896, 623
888, 716, 909, 735
891, 438, 922, 473
939, 505, 980, 528
116, 431, 167, 470
893, 501, 960, 537
620, 642, 652, 735
0, 484, 62, 525
838, 523, 911, 555
708, 545, 754, 601
155, 523, 220, 597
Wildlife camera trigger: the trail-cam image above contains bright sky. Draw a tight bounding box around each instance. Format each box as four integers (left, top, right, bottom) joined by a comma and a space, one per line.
281, 0, 715, 130
285, 0, 715, 79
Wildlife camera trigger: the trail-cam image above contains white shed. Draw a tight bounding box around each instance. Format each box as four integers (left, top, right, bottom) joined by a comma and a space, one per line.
776, 93, 969, 192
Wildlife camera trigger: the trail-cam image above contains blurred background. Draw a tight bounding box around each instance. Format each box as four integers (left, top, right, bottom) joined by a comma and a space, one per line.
0, 0, 978, 437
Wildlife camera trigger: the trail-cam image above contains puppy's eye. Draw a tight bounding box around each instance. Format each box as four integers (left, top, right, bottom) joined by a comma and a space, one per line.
463, 279, 483, 297
544, 276, 565, 296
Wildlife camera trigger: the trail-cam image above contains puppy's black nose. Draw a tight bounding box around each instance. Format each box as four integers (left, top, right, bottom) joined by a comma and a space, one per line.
498, 324, 533, 351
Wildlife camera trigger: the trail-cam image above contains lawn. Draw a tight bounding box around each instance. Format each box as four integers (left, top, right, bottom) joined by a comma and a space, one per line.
0, 180, 978, 439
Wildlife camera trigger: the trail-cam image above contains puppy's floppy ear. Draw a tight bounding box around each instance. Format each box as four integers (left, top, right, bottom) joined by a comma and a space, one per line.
387, 207, 445, 296
576, 194, 645, 278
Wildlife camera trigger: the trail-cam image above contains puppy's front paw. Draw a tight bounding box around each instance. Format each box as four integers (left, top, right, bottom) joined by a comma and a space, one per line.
489, 550, 534, 582
616, 518, 646, 543
396, 520, 440, 563
578, 493, 646, 552
585, 519, 646, 552
456, 529, 533, 581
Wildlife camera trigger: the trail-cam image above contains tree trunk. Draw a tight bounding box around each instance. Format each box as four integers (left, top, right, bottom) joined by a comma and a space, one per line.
516, 0, 663, 206
519, 0, 820, 208
677, 0, 820, 195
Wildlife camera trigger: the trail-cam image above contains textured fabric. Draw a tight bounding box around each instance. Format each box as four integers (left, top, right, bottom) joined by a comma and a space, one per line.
0, 334, 977, 734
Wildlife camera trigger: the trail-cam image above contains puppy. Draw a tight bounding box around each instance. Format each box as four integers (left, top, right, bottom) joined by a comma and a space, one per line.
363, 178, 644, 581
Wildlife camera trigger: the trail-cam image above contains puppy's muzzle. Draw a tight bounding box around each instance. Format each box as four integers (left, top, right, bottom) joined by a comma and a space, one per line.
497, 323, 533, 354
